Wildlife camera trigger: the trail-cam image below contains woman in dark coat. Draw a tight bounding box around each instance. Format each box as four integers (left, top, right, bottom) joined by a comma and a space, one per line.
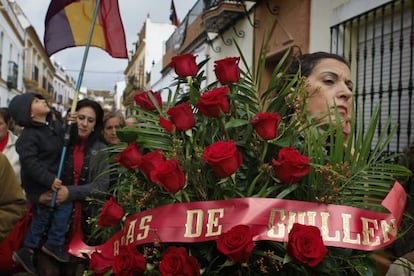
36, 99, 110, 275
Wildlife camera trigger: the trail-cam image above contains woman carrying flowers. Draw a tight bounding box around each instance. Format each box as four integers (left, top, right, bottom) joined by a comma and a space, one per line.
85, 46, 411, 275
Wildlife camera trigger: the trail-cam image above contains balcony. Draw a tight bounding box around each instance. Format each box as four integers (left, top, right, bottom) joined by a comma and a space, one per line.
23, 65, 39, 90
165, 0, 204, 52
202, 0, 245, 33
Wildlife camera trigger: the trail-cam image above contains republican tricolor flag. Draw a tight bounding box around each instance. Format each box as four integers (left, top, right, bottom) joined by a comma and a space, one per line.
44, 0, 128, 59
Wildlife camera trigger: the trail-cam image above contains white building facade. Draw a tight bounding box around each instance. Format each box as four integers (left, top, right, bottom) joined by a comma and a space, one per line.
0, 0, 25, 107
52, 60, 75, 116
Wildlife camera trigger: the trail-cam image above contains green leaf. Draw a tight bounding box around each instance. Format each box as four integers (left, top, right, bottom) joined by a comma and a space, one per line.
225, 119, 249, 129
283, 254, 293, 264
276, 183, 298, 199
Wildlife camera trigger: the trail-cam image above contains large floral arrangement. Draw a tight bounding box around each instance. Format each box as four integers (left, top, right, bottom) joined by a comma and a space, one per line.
85, 45, 411, 276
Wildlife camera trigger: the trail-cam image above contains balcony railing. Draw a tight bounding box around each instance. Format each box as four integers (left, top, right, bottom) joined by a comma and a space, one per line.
202, 0, 245, 33
165, 0, 204, 52
331, 0, 413, 154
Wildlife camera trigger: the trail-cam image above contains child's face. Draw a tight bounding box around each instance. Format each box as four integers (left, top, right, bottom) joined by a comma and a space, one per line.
76, 106, 97, 139
31, 97, 50, 122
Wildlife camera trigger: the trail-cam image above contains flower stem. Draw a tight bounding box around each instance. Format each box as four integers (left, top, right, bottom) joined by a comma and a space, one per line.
182, 190, 191, 202
220, 115, 230, 140
247, 169, 265, 196
260, 142, 269, 162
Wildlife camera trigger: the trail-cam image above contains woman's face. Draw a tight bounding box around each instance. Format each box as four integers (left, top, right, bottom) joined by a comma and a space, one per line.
304, 58, 353, 139
0, 116, 8, 141
103, 116, 122, 145
76, 106, 97, 139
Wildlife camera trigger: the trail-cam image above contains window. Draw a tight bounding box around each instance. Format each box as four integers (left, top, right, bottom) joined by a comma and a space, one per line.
7, 61, 18, 89
32, 65, 39, 81
331, 0, 414, 154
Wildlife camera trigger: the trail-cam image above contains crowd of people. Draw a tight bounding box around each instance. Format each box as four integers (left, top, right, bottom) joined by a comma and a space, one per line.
0, 50, 412, 275
0, 95, 130, 275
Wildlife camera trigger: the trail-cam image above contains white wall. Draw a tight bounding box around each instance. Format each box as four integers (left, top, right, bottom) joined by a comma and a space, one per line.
115, 80, 125, 111
205, 18, 254, 85
0, 0, 25, 107
52, 59, 75, 114
152, 44, 207, 103
145, 18, 176, 75
309, 0, 392, 52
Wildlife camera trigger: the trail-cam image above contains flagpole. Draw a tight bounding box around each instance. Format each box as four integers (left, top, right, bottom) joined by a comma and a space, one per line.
51, 0, 102, 208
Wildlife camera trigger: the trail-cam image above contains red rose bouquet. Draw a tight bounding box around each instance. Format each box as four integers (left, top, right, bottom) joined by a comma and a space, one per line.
86, 47, 411, 276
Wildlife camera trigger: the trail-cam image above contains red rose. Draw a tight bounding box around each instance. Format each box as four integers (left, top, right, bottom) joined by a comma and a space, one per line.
96, 197, 125, 227
214, 57, 241, 84
203, 141, 243, 178
114, 142, 142, 170
167, 102, 195, 131
89, 251, 113, 275
251, 112, 282, 140
170, 54, 199, 78
150, 158, 186, 194
272, 147, 310, 183
134, 90, 162, 111
140, 150, 166, 178
112, 245, 146, 276
196, 87, 230, 117
159, 246, 200, 276
216, 225, 255, 263
159, 116, 174, 132
287, 223, 328, 267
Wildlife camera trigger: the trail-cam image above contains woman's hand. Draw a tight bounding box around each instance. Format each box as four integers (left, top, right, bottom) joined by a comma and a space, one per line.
38, 191, 52, 205
38, 186, 70, 206
66, 112, 78, 124
56, 186, 69, 205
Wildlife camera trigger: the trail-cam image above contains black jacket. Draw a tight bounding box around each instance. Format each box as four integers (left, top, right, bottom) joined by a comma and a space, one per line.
9, 93, 64, 203
61, 139, 109, 239
392, 143, 414, 257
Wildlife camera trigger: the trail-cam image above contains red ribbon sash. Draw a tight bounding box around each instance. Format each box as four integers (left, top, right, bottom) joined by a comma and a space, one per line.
69, 181, 406, 259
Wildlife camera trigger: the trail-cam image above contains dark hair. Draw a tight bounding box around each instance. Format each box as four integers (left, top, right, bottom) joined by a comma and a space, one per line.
401, 141, 414, 174
70, 99, 104, 147
295, 52, 350, 77
51, 107, 63, 123
0, 107, 17, 132
0, 107, 12, 127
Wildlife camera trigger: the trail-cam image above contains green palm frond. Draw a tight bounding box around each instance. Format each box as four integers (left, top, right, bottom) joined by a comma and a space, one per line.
300, 103, 412, 209
117, 109, 172, 152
